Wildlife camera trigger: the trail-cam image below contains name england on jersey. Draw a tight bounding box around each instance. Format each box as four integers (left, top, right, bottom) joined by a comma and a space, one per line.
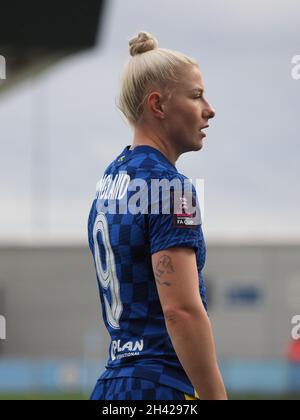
96, 172, 131, 200
95, 172, 199, 221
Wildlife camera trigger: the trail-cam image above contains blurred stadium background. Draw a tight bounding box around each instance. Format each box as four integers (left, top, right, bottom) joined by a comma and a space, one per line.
0, 0, 300, 400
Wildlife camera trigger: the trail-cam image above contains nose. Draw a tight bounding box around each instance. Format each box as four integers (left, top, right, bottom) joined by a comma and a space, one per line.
203, 102, 216, 120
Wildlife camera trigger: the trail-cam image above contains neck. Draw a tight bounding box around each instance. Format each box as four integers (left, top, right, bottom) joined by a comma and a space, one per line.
131, 125, 179, 166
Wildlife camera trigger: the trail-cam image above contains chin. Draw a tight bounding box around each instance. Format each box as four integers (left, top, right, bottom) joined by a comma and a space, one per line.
179, 139, 203, 154
193, 140, 203, 151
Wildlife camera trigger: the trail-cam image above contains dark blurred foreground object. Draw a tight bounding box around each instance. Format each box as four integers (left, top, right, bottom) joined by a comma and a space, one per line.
0, 0, 107, 92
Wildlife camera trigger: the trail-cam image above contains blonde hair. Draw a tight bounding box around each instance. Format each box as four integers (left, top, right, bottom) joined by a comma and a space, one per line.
117, 31, 198, 127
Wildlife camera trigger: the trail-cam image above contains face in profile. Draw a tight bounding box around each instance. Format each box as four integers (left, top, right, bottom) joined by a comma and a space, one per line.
162, 65, 215, 153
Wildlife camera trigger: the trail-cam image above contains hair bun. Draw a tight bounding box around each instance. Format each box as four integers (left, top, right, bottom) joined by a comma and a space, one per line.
129, 31, 159, 57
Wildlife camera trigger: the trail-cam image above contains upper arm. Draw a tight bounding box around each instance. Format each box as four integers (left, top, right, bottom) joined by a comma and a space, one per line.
151, 247, 206, 318
147, 174, 205, 316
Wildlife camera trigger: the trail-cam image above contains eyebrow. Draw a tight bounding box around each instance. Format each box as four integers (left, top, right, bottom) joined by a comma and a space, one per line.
190, 88, 205, 94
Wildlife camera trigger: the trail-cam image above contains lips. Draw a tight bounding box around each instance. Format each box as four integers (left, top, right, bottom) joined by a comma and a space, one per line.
199, 125, 209, 137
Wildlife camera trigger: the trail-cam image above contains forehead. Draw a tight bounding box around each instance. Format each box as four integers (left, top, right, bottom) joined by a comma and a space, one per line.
179, 66, 205, 92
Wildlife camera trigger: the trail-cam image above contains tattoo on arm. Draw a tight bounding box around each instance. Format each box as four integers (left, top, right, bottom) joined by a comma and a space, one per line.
154, 255, 175, 287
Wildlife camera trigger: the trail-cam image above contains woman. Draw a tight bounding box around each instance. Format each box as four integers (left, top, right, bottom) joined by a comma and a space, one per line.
88, 31, 227, 400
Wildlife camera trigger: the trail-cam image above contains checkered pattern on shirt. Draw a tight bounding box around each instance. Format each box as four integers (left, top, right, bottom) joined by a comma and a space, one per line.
87, 145, 207, 396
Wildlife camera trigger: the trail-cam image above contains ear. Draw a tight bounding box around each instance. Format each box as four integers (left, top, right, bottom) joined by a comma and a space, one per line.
147, 91, 165, 119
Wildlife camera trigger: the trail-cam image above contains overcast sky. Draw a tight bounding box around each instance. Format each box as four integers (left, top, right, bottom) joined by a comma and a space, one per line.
0, 0, 299, 244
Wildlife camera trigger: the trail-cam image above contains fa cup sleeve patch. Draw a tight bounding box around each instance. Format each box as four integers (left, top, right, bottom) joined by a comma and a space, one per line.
171, 190, 201, 228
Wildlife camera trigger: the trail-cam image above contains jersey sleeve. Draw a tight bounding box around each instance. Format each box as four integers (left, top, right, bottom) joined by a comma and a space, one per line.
146, 174, 203, 255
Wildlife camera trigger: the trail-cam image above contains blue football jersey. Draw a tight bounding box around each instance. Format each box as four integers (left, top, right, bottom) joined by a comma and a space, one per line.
87, 145, 207, 396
